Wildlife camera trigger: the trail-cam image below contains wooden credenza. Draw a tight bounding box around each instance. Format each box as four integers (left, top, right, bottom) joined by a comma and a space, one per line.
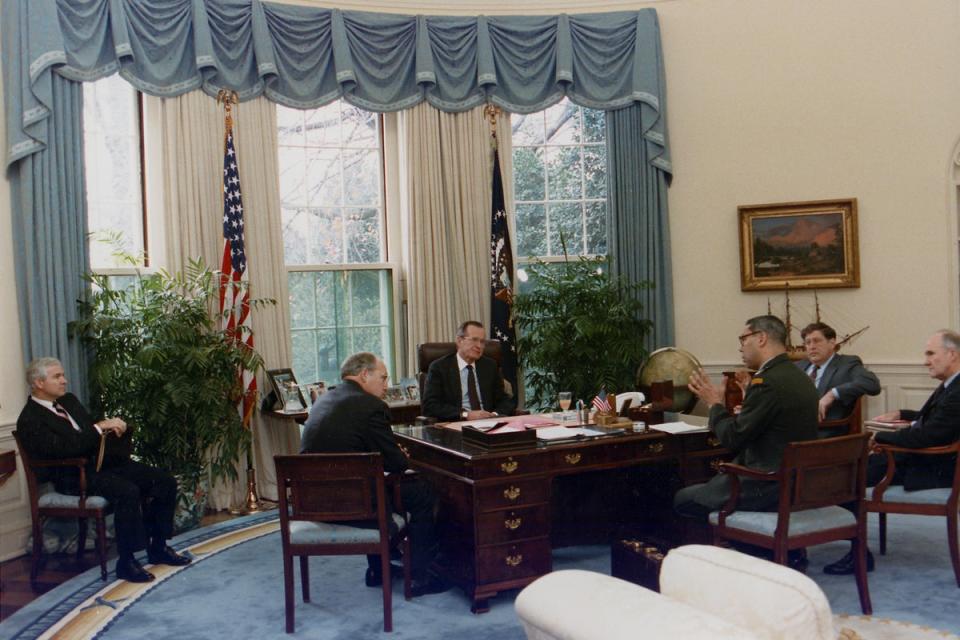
393, 424, 726, 612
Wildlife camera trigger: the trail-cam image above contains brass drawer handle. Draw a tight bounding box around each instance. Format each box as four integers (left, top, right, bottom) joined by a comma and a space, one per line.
647, 442, 665, 454
709, 457, 723, 472
564, 453, 581, 465
503, 486, 521, 501
500, 458, 518, 474
505, 553, 523, 567
707, 436, 721, 447
504, 517, 522, 530
399, 444, 410, 457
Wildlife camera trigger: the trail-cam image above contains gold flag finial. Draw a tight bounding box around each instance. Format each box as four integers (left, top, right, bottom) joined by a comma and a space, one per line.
484, 104, 501, 150
217, 89, 239, 131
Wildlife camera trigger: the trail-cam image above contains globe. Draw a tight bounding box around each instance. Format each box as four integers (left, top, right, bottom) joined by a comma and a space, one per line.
637, 347, 703, 413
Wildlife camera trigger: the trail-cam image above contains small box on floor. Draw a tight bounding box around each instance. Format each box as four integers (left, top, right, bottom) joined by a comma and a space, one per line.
610, 537, 670, 592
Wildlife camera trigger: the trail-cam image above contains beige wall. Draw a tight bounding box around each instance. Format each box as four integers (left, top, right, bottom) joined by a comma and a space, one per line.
1, 0, 958, 559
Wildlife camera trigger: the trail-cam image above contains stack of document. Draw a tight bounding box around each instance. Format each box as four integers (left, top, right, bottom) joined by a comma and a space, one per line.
535, 426, 614, 441
650, 421, 709, 435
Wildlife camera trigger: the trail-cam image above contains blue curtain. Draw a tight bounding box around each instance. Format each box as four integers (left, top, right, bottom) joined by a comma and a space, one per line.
4, 1, 668, 165
606, 103, 674, 352
8, 72, 90, 401
1, 0, 673, 383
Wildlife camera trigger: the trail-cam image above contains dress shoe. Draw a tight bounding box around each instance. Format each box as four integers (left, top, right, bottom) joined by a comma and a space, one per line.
147, 545, 193, 567
365, 563, 405, 587
788, 549, 809, 574
115, 557, 155, 583
823, 548, 874, 575
410, 573, 450, 597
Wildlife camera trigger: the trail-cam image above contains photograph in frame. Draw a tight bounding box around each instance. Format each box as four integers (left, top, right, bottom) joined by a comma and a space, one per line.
738, 198, 859, 291
266, 368, 308, 413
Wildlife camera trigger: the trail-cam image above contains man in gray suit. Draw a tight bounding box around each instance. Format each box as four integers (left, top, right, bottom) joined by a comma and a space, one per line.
797, 322, 880, 423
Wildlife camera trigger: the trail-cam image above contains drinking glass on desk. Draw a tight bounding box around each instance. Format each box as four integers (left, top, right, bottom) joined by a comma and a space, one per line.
558, 392, 573, 420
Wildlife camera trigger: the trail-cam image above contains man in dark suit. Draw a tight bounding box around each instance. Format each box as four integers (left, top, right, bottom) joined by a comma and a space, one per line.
823, 329, 960, 575
675, 315, 819, 569
421, 321, 516, 421
797, 322, 880, 424
301, 352, 447, 597
16, 358, 191, 583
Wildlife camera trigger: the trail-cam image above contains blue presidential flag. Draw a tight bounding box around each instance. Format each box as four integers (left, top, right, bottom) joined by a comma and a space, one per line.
490, 149, 518, 392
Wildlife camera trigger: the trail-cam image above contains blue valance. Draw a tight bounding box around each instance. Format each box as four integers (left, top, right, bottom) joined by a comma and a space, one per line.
2, 0, 670, 172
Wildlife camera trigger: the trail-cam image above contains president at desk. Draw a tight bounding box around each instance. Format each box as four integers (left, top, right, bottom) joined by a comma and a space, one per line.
421, 321, 515, 421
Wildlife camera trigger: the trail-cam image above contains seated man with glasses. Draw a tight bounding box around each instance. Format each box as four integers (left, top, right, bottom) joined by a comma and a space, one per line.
421, 320, 516, 422
674, 315, 819, 569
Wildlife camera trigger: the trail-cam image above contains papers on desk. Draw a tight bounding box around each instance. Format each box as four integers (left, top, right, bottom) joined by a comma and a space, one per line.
649, 421, 709, 435
535, 426, 619, 441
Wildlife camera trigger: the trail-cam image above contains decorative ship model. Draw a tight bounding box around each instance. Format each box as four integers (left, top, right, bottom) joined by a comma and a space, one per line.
768, 286, 869, 361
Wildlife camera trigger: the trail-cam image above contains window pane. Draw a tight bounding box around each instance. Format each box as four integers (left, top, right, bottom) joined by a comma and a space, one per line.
287, 269, 394, 385
516, 203, 547, 258
511, 98, 606, 259
83, 74, 144, 268
548, 202, 584, 255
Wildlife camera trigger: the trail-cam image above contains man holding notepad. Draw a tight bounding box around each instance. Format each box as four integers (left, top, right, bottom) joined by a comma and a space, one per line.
16, 357, 190, 583
823, 329, 960, 575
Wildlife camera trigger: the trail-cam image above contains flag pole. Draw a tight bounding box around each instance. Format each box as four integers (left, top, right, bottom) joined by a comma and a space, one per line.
217, 89, 264, 515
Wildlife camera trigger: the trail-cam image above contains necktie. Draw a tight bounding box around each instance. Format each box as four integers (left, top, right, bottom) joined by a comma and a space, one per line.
53, 401, 79, 431
466, 365, 481, 410
809, 365, 819, 383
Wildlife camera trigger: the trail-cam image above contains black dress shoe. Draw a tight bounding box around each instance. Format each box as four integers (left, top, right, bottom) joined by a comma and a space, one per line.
147, 545, 193, 567
788, 549, 809, 574
410, 573, 450, 597
115, 557, 155, 583
365, 563, 405, 587
823, 548, 874, 575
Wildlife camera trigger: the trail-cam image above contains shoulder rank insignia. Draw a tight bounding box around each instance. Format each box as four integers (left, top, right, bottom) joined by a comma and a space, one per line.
751, 377, 764, 385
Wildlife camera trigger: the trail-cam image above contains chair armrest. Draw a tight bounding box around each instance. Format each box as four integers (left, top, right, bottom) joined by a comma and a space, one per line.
717, 463, 777, 481
30, 457, 88, 468
384, 471, 420, 517
715, 464, 777, 523
414, 415, 437, 426
869, 441, 960, 499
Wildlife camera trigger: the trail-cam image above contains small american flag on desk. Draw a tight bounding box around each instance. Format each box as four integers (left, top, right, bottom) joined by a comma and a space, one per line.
592, 390, 611, 413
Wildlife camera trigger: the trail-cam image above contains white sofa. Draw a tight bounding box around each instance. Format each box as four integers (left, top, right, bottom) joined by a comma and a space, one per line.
515, 545, 836, 640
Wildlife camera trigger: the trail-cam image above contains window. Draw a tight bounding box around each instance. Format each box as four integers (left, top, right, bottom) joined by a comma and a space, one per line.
278, 101, 395, 385
82, 74, 146, 269
511, 98, 607, 260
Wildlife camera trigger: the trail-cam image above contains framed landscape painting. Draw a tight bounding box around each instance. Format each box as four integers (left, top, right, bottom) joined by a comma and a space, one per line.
738, 198, 859, 291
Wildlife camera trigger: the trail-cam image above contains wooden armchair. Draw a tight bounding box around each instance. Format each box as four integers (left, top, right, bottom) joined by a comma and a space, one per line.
274, 453, 411, 633
818, 396, 864, 437
864, 440, 960, 587
710, 433, 872, 614
12, 430, 109, 587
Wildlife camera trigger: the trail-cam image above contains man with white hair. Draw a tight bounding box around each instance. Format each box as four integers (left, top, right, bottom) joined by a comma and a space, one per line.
823, 329, 960, 575
16, 357, 191, 583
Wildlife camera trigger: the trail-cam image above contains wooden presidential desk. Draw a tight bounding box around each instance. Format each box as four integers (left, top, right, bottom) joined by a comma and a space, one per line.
393, 420, 728, 612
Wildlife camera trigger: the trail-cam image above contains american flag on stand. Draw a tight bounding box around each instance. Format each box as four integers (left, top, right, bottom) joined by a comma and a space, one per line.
592, 389, 611, 413
219, 127, 256, 429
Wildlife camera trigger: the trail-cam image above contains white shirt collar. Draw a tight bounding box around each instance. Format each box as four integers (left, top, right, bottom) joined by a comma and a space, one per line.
31, 395, 58, 411
456, 353, 475, 371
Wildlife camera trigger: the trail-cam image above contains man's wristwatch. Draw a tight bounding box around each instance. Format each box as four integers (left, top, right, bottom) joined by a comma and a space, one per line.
461, 409, 468, 420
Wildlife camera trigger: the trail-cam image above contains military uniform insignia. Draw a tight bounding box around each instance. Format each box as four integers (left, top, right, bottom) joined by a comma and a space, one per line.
751, 377, 764, 385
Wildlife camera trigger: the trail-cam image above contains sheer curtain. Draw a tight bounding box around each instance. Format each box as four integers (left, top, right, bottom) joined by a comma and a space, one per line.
155, 91, 296, 507
399, 103, 513, 364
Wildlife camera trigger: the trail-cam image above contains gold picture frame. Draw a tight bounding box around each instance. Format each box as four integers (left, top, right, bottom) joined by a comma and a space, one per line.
266, 368, 308, 413
738, 198, 859, 291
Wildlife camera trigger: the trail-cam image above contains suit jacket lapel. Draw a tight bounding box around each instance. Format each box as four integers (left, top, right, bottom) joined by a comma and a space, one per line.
919, 383, 945, 421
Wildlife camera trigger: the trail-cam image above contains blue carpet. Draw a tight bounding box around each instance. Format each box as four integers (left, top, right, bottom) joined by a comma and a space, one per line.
2, 511, 958, 639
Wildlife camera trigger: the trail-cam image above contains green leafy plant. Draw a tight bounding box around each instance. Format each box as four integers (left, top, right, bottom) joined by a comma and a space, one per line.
71, 255, 272, 484
513, 255, 653, 411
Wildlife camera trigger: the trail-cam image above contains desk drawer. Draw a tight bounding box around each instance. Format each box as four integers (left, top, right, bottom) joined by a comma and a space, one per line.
477, 504, 549, 544
682, 432, 725, 452
476, 478, 549, 511
549, 438, 673, 470
472, 452, 546, 479
477, 539, 551, 584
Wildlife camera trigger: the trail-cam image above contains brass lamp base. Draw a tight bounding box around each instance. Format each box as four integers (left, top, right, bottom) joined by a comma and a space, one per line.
229, 468, 274, 515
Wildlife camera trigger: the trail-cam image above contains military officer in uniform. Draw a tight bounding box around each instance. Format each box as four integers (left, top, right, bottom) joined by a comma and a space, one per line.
675, 315, 820, 560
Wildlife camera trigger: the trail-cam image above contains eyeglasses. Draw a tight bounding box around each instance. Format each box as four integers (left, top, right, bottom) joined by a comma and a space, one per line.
738, 330, 762, 345
459, 337, 487, 345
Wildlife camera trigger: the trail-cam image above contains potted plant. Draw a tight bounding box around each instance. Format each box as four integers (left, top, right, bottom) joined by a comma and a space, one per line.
513, 255, 652, 411
71, 256, 271, 531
